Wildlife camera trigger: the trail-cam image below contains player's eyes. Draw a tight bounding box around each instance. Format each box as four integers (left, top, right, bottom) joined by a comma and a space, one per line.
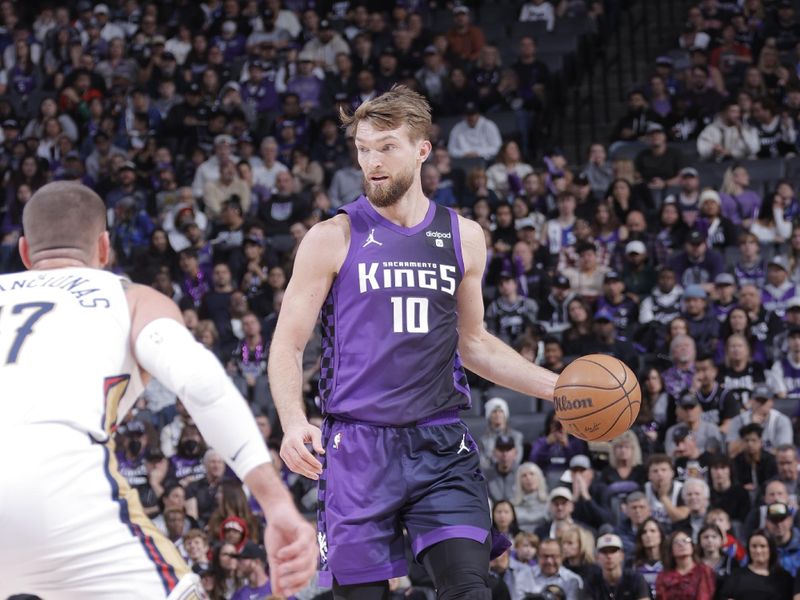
382, 145, 395, 152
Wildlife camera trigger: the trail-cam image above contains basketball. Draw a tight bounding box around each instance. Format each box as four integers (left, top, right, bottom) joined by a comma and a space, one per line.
553, 354, 641, 442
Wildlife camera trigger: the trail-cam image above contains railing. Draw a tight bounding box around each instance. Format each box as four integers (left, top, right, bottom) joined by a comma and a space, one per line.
557, 0, 694, 163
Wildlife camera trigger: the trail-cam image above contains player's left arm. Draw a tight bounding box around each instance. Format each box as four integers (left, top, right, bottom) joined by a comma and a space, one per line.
456, 216, 558, 401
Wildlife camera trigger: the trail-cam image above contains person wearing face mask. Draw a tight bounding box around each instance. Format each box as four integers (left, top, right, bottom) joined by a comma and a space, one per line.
116, 420, 161, 515
168, 424, 208, 487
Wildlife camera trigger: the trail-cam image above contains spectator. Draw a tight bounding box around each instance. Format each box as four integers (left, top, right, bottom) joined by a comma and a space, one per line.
558, 523, 598, 583
644, 454, 688, 530
621, 240, 657, 302
447, 101, 502, 160
667, 230, 724, 289
770, 325, 800, 403
718, 332, 767, 407
595, 269, 638, 334
655, 530, 716, 600
678, 6, 711, 50
481, 397, 525, 469
664, 167, 702, 228
633, 517, 666, 597
707, 453, 751, 522
697, 100, 760, 161
611, 90, 662, 144
586, 307, 638, 371
617, 491, 652, 557
583, 143, 614, 198
718, 529, 794, 600
519, 0, 556, 32
301, 19, 349, 72
680, 285, 719, 355
543, 192, 578, 268
762, 256, 797, 318
751, 97, 796, 158
672, 478, 712, 540
666, 392, 725, 456
487, 434, 521, 504
719, 165, 762, 228
682, 65, 725, 123
727, 384, 792, 455
562, 242, 608, 304
584, 533, 650, 600
634, 122, 684, 194
696, 522, 736, 579
696, 189, 737, 251
527, 537, 584, 600
421, 163, 457, 208
512, 36, 550, 106
732, 422, 779, 496
763, 502, 800, 576
445, 6, 485, 63
691, 354, 740, 434
513, 462, 550, 532
772, 444, 800, 506
539, 274, 578, 335
565, 455, 613, 530
230, 542, 272, 599
486, 140, 533, 202
530, 414, 587, 489
639, 266, 684, 327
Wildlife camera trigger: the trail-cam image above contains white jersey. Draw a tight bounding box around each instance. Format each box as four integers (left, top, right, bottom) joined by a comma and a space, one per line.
0, 267, 143, 441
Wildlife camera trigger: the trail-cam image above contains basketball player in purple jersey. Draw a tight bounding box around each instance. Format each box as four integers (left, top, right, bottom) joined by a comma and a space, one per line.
269, 86, 559, 599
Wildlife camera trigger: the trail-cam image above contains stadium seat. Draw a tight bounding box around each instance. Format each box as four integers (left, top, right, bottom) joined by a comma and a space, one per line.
484, 385, 538, 414
553, 17, 595, 37
746, 158, 784, 185
537, 35, 578, 57
672, 141, 700, 163
451, 156, 486, 173
511, 21, 549, 42
538, 52, 565, 73
437, 115, 462, 143
695, 161, 730, 188
608, 141, 647, 161
487, 110, 521, 138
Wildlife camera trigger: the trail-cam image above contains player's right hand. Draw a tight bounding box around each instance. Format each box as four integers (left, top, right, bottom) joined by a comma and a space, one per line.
280, 422, 325, 480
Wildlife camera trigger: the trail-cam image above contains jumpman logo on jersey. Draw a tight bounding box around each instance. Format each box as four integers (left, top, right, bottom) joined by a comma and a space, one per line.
363, 228, 383, 248
457, 434, 470, 454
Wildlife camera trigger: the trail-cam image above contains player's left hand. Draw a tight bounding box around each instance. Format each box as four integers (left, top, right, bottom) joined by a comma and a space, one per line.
265, 502, 318, 597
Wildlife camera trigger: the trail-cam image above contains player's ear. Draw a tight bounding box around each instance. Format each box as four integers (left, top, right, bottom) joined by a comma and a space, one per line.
97, 231, 111, 267
418, 139, 432, 163
18, 236, 32, 269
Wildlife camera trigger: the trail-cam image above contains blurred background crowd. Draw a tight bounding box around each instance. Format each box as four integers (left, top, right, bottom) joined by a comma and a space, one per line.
10, 0, 800, 599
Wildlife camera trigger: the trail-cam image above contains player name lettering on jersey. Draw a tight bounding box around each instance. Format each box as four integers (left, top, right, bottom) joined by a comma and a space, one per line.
357, 261, 457, 295
0, 273, 110, 308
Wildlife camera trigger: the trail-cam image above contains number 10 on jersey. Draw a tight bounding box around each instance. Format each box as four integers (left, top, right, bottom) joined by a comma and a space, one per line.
390, 296, 429, 334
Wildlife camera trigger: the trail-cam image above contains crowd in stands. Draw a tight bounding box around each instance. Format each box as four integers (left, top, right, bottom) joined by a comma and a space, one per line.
9, 0, 800, 599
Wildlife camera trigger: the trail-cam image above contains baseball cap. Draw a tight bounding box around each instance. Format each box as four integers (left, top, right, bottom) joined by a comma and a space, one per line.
2, 118, 18, 129
604, 270, 622, 282
124, 420, 146, 435
751, 383, 773, 401
243, 235, 263, 246
646, 122, 665, 134
495, 434, 515, 452
77, 0, 92, 12
187, 82, 201, 94
298, 50, 315, 62
680, 167, 698, 178
671, 424, 692, 443
625, 240, 646, 255
655, 55, 674, 66
596, 533, 624, 551
569, 455, 591, 470
498, 270, 515, 281
789, 324, 800, 336
683, 284, 707, 299
233, 541, 267, 561
380, 46, 398, 58
549, 487, 573, 502
594, 307, 615, 322
714, 273, 736, 286
553, 275, 570, 288
319, 19, 332, 29
94, 3, 110, 14
767, 502, 792, 522
222, 20, 237, 33
119, 161, 136, 172
423, 45, 438, 55
677, 392, 699, 409
687, 230, 706, 245
453, 5, 470, 14
769, 256, 790, 272
464, 101, 479, 115
214, 134, 234, 146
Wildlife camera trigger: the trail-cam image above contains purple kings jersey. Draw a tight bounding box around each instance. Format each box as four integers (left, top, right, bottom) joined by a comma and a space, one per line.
318, 195, 470, 425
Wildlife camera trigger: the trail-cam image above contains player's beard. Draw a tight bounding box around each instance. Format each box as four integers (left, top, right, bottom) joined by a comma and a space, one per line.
364, 164, 415, 208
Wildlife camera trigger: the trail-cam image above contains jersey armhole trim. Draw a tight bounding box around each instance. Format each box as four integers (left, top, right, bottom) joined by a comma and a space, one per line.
448, 208, 466, 276
333, 211, 357, 286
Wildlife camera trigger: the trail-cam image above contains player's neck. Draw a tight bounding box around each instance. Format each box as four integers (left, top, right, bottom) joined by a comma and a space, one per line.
30, 257, 91, 270
371, 185, 429, 228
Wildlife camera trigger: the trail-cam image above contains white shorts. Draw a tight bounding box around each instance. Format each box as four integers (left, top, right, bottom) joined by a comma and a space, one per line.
0, 423, 204, 599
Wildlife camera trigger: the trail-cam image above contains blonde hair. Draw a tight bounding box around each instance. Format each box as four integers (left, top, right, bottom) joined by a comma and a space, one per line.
514, 531, 540, 549
608, 430, 643, 468
557, 524, 595, 565
339, 84, 432, 141
513, 462, 549, 504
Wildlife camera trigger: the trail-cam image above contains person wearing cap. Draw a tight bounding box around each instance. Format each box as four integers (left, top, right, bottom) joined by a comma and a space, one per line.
519, 0, 556, 31
564, 454, 613, 530
587, 306, 638, 371
300, 17, 350, 72
191, 134, 240, 199
762, 255, 797, 318
726, 383, 792, 455
710, 272, 737, 322
663, 167, 701, 220
446, 101, 502, 160
770, 324, 800, 402
230, 541, 272, 598
697, 99, 760, 160
595, 269, 639, 334
446, 4, 484, 62
486, 433, 521, 503
667, 228, 723, 291
526, 537, 584, 600
762, 501, 800, 576
539, 273, 577, 334
679, 284, 719, 355
485, 270, 539, 346
481, 397, 524, 469
620, 239, 656, 301
665, 391, 724, 457
610, 90, 663, 143
584, 533, 650, 600
633, 121, 685, 195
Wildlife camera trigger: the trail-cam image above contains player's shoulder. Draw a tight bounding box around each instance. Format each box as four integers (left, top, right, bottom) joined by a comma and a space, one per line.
454, 212, 484, 242
296, 214, 350, 271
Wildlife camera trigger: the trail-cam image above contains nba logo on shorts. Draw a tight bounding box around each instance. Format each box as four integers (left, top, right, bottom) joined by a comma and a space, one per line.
333, 432, 342, 449
435, 239, 443, 248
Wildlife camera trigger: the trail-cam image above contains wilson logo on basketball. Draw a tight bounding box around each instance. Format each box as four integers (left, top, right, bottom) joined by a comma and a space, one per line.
555, 396, 593, 411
